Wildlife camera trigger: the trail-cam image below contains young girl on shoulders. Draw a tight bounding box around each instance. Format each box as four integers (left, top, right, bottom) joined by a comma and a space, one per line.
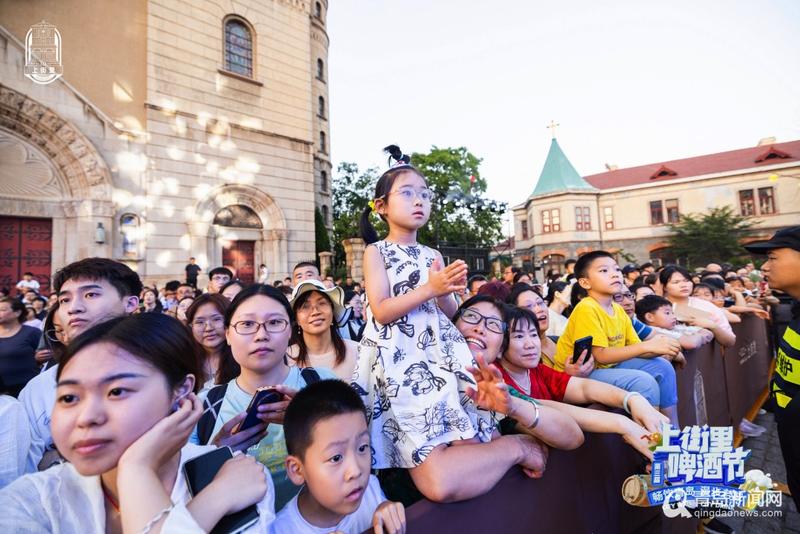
353, 145, 546, 504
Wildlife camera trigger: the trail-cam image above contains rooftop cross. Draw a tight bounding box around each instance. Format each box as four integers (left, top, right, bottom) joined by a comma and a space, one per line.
547, 120, 559, 139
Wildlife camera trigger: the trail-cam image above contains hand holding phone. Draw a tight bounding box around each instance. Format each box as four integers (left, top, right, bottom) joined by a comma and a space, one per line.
236, 387, 283, 434
572, 335, 592, 364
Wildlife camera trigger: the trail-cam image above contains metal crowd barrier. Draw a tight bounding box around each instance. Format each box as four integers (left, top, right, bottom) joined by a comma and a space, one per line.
384, 316, 773, 534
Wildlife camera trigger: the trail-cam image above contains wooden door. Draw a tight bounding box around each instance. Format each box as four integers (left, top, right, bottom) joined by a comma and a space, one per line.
222, 240, 255, 283
0, 217, 52, 295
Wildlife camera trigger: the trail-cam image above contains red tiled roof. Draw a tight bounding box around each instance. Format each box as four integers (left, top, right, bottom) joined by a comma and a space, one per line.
583, 140, 800, 190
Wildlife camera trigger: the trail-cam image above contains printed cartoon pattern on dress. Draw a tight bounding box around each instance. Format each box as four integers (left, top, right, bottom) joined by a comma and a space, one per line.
351, 240, 495, 469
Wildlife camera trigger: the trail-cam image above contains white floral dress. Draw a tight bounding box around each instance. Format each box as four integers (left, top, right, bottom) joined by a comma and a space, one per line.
351, 240, 495, 469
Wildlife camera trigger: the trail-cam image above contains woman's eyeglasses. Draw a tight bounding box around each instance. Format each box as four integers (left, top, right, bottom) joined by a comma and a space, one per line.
613, 292, 634, 302
45, 328, 64, 344
191, 317, 225, 330
231, 319, 290, 335
458, 308, 505, 334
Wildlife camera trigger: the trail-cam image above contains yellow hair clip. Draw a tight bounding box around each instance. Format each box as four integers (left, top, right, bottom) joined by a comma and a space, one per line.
368, 199, 376, 212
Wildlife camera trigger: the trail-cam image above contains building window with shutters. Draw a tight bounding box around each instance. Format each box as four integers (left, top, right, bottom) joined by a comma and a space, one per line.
665, 199, 679, 223
649, 200, 664, 225
575, 206, 591, 231
758, 187, 776, 215
739, 190, 755, 216
223, 17, 254, 78
603, 206, 614, 229
541, 209, 560, 233
521, 220, 528, 240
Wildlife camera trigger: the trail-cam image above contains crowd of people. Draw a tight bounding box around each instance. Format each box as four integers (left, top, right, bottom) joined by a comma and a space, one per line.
0, 145, 797, 534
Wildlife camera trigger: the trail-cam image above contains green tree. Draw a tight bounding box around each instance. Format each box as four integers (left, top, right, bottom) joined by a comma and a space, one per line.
331, 163, 384, 269
668, 206, 757, 267
314, 207, 331, 264
410, 146, 504, 247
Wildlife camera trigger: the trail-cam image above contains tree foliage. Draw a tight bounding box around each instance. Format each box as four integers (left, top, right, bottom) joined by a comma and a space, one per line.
668, 206, 757, 267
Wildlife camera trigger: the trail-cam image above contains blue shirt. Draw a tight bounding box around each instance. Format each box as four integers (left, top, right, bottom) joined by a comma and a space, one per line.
632, 317, 653, 340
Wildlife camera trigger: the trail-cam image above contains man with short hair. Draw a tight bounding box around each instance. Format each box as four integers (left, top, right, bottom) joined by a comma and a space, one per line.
19, 257, 142, 472
744, 226, 800, 510
639, 262, 655, 275
162, 280, 181, 311
185, 256, 202, 288
292, 261, 321, 287
207, 266, 233, 294
705, 262, 722, 273
467, 274, 488, 298
176, 283, 195, 301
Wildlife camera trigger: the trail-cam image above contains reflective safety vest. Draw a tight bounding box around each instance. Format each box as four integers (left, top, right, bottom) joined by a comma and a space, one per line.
773, 316, 800, 409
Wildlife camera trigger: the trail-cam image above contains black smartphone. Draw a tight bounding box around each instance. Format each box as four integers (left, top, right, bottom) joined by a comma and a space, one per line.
572, 335, 593, 364
236, 387, 283, 434
183, 447, 259, 534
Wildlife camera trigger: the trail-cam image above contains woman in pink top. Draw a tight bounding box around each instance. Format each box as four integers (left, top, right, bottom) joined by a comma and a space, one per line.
660, 266, 736, 347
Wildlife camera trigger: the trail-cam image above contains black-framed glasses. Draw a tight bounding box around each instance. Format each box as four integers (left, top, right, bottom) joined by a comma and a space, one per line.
458, 308, 505, 334
613, 292, 634, 302
232, 319, 290, 335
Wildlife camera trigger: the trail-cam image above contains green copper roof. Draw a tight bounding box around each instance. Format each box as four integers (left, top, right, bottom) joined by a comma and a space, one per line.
532, 138, 596, 197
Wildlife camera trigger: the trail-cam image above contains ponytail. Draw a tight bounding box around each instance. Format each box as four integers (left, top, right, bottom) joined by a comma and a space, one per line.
360, 206, 380, 245
360, 144, 425, 245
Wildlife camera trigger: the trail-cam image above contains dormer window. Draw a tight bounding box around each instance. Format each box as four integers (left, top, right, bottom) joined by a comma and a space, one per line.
649, 165, 677, 180
755, 147, 791, 163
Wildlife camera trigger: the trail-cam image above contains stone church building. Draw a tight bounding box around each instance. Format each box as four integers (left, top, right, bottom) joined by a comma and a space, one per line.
513, 135, 800, 274
0, 0, 332, 292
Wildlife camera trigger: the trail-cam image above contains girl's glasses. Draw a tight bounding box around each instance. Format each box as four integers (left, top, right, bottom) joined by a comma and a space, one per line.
232, 319, 290, 335
458, 308, 506, 334
389, 188, 433, 203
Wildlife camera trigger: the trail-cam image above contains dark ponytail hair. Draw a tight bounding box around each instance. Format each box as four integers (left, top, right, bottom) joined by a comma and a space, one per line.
359, 145, 425, 245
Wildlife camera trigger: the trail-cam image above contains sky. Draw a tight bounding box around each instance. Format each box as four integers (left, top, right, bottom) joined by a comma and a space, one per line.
327, 0, 800, 235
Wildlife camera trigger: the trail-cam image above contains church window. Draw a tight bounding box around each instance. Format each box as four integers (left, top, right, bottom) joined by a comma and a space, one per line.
213, 205, 263, 228
224, 17, 254, 78
521, 220, 528, 240
317, 58, 325, 81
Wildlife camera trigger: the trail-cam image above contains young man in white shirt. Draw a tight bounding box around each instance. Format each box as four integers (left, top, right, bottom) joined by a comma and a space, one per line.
18, 258, 141, 472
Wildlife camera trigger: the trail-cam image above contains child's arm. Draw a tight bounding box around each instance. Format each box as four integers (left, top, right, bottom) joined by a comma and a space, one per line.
372, 501, 406, 534
562, 376, 667, 433
592, 335, 682, 365
433, 251, 466, 318
364, 246, 466, 325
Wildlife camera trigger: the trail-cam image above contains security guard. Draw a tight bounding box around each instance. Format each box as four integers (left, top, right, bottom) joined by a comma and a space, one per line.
745, 226, 800, 509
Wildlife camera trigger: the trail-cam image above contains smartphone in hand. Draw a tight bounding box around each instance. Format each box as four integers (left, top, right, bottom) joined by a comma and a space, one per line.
236, 387, 283, 434
572, 335, 593, 364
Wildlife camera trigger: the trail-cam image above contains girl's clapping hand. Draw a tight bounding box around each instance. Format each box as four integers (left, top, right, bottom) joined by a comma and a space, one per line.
427, 259, 468, 297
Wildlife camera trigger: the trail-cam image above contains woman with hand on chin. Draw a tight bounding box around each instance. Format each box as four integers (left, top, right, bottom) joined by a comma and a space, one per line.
0, 313, 274, 533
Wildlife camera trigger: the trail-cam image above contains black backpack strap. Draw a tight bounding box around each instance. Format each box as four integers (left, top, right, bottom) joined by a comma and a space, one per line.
197, 383, 228, 445
300, 367, 321, 385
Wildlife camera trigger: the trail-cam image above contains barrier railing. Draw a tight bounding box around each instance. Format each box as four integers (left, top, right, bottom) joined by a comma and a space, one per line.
394, 316, 773, 534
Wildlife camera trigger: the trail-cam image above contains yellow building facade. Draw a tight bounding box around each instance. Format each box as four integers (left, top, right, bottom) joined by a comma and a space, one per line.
513, 137, 800, 273
0, 0, 331, 291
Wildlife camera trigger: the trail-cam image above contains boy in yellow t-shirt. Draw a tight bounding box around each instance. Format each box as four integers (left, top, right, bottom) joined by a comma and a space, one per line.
554, 251, 683, 425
